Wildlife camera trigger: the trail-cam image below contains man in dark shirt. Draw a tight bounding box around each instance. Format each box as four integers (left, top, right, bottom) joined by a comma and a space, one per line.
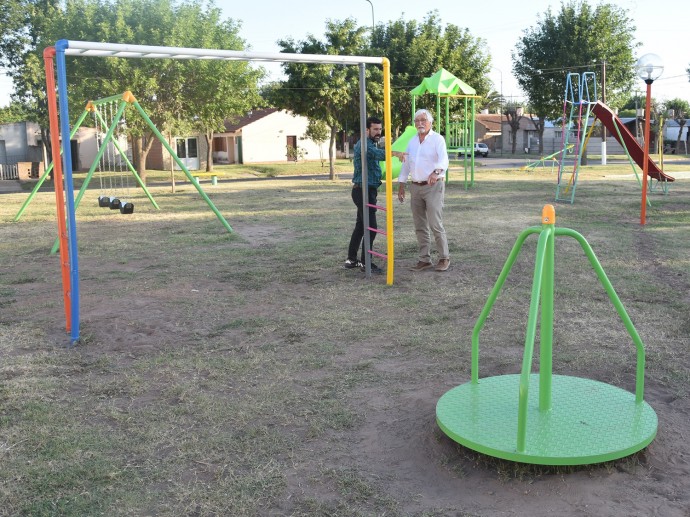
344, 116, 393, 273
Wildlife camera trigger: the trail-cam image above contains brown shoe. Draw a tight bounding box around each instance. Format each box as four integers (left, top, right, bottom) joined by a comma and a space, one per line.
410, 261, 433, 272
435, 258, 450, 272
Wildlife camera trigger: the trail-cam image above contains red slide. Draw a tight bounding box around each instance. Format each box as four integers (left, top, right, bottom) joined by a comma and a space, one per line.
591, 101, 674, 183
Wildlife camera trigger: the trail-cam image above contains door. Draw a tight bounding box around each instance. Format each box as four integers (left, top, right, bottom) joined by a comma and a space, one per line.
175, 137, 200, 170
286, 135, 297, 161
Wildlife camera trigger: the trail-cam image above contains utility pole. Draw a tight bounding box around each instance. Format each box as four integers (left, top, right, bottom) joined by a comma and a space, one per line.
601, 60, 607, 165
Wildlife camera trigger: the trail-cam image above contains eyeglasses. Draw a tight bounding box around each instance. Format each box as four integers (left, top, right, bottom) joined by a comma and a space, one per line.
414, 118, 429, 123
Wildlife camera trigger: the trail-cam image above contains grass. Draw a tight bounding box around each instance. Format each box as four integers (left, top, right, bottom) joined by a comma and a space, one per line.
1, 161, 690, 515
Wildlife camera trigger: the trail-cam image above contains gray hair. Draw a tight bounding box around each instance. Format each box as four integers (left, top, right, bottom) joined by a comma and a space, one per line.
414, 108, 434, 125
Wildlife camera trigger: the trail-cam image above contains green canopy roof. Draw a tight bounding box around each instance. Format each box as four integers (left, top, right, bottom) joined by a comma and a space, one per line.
410, 68, 476, 96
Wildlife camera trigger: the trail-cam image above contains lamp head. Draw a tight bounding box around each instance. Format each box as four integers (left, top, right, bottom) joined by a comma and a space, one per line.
635, 53, 663, 83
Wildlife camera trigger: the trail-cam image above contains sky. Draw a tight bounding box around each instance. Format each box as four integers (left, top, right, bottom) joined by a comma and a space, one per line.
1, 0, 688, 108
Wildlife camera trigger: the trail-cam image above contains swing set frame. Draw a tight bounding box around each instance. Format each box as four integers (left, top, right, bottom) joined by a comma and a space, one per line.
44, 40, 394, 345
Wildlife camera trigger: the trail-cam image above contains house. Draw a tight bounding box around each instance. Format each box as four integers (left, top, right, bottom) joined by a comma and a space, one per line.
474, 114, 502, 151
145, 108, 325, 171
0, 121, 44, 179
0, 120, 131, 180
213, 108, 324, 165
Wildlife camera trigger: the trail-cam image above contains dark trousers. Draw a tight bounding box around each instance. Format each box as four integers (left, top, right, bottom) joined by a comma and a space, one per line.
347, 185, 378, 263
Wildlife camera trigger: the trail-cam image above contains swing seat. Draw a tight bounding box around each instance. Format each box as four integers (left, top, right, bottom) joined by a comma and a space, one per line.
98, 195, 111, 207
120, 202, 134, 214
108, 197, 121, 210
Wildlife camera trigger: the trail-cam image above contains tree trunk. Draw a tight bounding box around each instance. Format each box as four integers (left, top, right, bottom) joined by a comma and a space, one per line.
328, 124, 337, 180
205, 132, 214, 172
132, 132, 155, 185
675, 120, 685, 155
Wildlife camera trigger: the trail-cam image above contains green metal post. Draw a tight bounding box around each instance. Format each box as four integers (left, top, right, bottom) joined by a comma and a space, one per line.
558, 228, 647, 403
14, 109, 90, 222
539, 212, 555, 411
517, 226, 552, 452
471, 227, 541, 383
132, 100, 233, 233
470, 97, 476, 187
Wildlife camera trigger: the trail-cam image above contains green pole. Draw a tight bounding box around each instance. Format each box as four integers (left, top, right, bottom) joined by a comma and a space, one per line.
463, 97, 469, 189
517, 225, 552, 453
132, 99, 233, 233
470, 97, 476, 187
14, 109, 90, 222
93, 108, 159, 210
471, 226, 541, 383
558, 228, 647, 403
539, 210, 555, 411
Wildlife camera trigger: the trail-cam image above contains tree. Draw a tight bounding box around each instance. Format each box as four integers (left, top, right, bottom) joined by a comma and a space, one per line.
504, 102, 525, 154
0, 102, 31, 124
371, 12, 492, 135
0, 0, 259, 180
0, 0, 63, 163
268, 19, 370, 179
304, 119, 329, 167
664, 98, 690, 154
513, 1, 638, 155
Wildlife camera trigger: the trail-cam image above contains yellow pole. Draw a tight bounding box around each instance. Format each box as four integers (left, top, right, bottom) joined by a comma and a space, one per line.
383, 58, 394, 286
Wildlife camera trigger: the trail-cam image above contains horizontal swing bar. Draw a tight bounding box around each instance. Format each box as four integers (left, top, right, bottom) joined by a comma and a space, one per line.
60, 40, 385, 66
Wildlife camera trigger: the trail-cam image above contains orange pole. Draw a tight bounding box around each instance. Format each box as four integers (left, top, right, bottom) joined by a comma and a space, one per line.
640, 80, 652, 225
43, 47, 72, 331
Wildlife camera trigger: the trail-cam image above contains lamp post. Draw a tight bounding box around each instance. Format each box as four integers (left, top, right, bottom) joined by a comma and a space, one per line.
491, 66, 503, 155
635, 53, 663, 225
364, 0, 375, 33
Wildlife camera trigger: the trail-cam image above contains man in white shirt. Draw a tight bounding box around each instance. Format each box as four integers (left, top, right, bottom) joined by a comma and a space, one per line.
397, 109, 450, 272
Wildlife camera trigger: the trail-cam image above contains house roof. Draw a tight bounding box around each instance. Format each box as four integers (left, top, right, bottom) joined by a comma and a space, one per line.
475, 114, 502, 132
223, 108, 279, 132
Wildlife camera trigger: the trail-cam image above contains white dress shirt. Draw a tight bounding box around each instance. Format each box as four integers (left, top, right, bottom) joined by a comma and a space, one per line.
398, 129, 449, 183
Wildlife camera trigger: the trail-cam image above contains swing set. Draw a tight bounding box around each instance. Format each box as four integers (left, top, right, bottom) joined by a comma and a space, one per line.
44, 40, 395, 345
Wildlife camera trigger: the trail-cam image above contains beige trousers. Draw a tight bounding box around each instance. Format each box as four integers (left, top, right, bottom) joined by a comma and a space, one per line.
410, 181, 449, 262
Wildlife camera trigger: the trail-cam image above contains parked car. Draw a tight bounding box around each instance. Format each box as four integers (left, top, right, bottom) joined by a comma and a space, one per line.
457, 143, 490, 158
474, 143, 489, 157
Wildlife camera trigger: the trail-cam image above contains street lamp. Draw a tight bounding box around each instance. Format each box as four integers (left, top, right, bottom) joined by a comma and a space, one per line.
635, 53, 663, 225
364, 0, 375, 34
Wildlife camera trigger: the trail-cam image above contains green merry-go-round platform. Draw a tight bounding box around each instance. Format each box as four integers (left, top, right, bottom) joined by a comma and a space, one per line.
436, 206, 657, 465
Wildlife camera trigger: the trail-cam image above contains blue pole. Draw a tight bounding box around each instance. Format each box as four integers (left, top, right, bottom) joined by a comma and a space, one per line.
55, 40, 80, 345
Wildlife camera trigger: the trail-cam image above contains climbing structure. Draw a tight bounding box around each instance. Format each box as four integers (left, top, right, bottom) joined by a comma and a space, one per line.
555, 72, 597, 204
410, 68, 480, 189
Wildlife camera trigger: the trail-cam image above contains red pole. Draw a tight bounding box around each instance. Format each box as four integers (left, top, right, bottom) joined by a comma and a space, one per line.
43, 46, 72, 331
640, 80, 652, 225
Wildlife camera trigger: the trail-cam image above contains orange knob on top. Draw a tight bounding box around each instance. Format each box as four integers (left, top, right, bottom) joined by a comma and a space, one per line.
542, 204, 556, 225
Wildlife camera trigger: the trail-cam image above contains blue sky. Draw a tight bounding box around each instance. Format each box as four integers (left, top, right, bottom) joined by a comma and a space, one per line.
1, 0, 688, 107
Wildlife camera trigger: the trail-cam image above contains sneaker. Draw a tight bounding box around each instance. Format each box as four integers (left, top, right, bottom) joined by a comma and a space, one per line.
410, 261, 433, 272
435, 258, 450, 272
360, 262, 383, 275
344, 258, 363, 269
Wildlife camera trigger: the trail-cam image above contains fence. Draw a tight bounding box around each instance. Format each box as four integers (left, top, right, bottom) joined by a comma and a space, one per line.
0, 163, 19, 180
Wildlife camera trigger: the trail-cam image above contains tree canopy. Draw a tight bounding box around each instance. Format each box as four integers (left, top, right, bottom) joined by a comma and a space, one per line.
512, 0, 638, 153
267, 18, 370, 179
372, 12, 491, 133
0, 0, 261, 176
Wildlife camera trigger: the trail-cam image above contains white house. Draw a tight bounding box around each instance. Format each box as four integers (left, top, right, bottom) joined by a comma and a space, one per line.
213, 108, 324, 164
